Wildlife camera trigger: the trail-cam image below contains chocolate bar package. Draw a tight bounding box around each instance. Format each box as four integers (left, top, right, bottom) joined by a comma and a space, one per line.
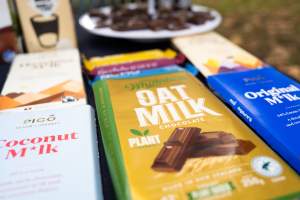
92, 65, 184, 83
15, 0, 77, 52
93, 70, 300, 200
84, 49, 177, 72
172, 32, 267, 77
89, 55, 185, 76
207, 67, 300, 174
0, 105, 103, 200
0, 48, 86, 111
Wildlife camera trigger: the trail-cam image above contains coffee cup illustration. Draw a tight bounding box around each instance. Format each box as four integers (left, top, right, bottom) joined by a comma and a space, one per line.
30, 14, 59, 48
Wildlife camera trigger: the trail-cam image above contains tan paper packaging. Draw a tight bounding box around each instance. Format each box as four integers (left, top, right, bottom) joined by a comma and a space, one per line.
15, 0, 77, 52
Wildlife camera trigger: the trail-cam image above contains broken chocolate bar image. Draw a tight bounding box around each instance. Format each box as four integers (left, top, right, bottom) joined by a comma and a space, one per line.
151, 127, 200, 172
191, 139, 256, 157
192, 131, 236, 148
191, 131, 255, 157
152, 129, 256, 172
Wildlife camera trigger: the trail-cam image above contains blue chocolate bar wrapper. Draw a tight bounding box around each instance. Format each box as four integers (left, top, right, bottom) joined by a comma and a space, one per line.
207, 67, 300, 173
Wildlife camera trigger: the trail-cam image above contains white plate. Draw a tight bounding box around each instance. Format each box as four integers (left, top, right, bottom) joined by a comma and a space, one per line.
79, 4, 222, 41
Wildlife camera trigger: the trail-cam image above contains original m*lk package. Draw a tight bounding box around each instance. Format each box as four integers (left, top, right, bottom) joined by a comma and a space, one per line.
93, 70, 300, 200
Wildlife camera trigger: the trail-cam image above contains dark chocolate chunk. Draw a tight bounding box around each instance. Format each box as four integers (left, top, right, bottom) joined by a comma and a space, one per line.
111, 19, 147, 31
95, 18, 111, 28
89, 9, 108, 19
152, 127, 200, 172
127, 18, 149, 30
148, 19, 168, 31
111, 22, 127, 31
188, 11, 215, 25
173, 10, 191, 21
167, 19, 189, 31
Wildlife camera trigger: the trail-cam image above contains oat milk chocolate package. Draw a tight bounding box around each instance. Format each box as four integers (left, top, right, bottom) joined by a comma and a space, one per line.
15, 0, 77, 52
93, 70, 300, 200
207, 67, 300, 174
0, 105, 103, 200
0, 49, 86, 111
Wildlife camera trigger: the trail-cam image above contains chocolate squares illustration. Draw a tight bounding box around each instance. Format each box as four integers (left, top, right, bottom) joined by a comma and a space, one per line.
151, 127, 200, 172
152, 128, 255, 172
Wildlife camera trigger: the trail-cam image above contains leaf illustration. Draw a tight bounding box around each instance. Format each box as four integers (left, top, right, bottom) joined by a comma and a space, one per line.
143, 129, 150, 136
130, 129, 143, 136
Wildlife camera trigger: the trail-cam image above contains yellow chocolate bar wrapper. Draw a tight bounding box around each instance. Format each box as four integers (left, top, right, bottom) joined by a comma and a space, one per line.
93, 71, 300, 200
84, 49, 177, 71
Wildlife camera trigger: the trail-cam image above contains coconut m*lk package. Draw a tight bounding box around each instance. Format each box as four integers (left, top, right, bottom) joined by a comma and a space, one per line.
0, 105, 103, 200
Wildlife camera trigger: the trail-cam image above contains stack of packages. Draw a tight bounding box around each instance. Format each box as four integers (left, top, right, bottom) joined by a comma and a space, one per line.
173, 32, 300, 174
0, 0, 103, 199
89, 34, 300, 199
84, 48, 186, 83
0, 49, 103, 200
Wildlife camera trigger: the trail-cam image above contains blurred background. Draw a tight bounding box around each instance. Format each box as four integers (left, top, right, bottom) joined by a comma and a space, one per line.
196, 0, 300, 81
6, 0, 300, 80
71, 0, 300, 81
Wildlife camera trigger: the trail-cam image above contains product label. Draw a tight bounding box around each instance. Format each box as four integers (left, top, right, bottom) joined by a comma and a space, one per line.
0, 132, 78, 160
134, 84, 222, 127
244, 84, 300, 106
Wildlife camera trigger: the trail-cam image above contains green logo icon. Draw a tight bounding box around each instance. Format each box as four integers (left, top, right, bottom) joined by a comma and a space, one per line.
130, 129, 150, 136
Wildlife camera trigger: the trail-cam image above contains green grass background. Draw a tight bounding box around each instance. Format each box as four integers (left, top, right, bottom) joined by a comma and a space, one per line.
194, 0, 300, 80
